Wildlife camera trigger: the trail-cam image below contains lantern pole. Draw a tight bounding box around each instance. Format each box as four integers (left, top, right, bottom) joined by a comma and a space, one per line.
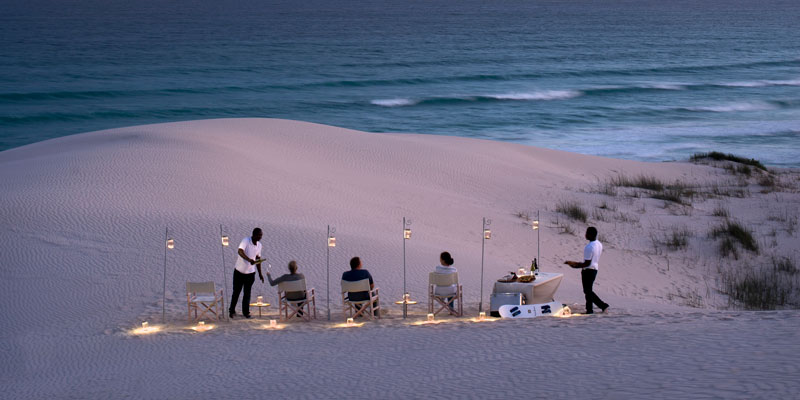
479, 218, 486, 313
537, 210, 540, 272
162, 227, 168, 323
326, 225, 336, 321
219, 224, 229, 321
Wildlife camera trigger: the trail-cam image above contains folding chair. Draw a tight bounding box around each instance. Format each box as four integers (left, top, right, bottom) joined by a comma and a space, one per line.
428, 272, 463, 317
277, 279, 316, 322
186, 282, 224, 322
341, 279, 381, 320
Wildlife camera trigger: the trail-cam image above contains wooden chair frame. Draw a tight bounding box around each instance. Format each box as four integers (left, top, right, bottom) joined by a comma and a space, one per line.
428, 272, 463, 317
341, 279, 381, 320
186, 281, 224, 322
278, 279, 317, 322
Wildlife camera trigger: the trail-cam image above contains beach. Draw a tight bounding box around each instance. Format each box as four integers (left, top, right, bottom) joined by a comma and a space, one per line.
1, 118, 798, 398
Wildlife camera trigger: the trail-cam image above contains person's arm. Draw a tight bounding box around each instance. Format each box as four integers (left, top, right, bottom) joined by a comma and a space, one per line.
565, 243, 593, 268
368, 271, 374, 290
564, 260, 591, 268
238, 248, 255, 264
255, 245, 264, 282
267, 273, 289, 286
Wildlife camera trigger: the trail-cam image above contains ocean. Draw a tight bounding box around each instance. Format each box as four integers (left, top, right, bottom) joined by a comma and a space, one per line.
1, 0, 799, 166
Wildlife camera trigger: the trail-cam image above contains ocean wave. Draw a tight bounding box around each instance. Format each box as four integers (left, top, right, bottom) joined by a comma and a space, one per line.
371, 90, 582, 107
717, 78, 800, 88
486, 90, 582, 101
683, 102, 777, 113
370, 98, 418, 107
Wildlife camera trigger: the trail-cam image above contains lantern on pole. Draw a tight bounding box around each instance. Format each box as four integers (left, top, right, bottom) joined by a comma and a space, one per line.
326, 225, 336, 321
479, 218, 491, 313
532, 210, 540, 273
219, 225, 230, 320
400, 217, 414, 319
162, 227, 174, 323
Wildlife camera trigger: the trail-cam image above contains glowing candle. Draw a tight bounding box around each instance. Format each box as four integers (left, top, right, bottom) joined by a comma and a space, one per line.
346, 317, 354, 325
221, 235, 229, 246
328, 237, 336, 247
404, 293, 410, 302
142, 321, 149, 329
199, 321, 205, 327
166, 238, 174, 249
484, 229, 491, 240
270, 319, 277, 328
257, 296, 263, 305
479, 312, 486, 321
427, 313, 434, 322
404, 228, 412, 239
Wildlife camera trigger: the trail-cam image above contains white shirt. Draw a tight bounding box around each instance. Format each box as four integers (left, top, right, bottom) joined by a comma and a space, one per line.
433, 264, 457, 296
234, 237, 262, 274
583, 240, 602, 270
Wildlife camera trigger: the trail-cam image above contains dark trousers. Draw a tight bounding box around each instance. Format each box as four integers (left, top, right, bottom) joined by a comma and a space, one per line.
581, 268, 608, 313
230, 269, 255, 316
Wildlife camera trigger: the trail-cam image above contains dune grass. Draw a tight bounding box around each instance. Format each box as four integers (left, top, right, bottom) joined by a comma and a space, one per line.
711, 220, 759, 258
556, 200, 588, 223
690, 151, 767, 172
722, 268, 795, 310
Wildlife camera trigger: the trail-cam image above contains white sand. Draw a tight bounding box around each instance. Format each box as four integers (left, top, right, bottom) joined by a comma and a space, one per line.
1, 118, 798, 398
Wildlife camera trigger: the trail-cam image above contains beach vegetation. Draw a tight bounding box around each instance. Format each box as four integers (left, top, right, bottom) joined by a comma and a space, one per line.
690, 151, 768, 172
651, 226, 692, 253
597, 200, 616, 211
557, 221, 576, 235
721, 268, 796, 310
556, 200, 588, 223
609, 174, 664, 191
514, 211, 531, 222
710, 185, 750, 198
711, 205, 730, 218
591, 208, 608, 222
758, 174, 777, 190
773, 257, 797, 276
711, 221, 759, 258
608, 174, 695, 204
598, 182, 617, 196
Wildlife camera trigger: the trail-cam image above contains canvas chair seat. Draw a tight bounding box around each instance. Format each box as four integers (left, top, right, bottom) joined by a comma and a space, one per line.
341, 279, 381, 320
278, 279, 316, 322
186, 281, 224, 322
428, 272, 463, 317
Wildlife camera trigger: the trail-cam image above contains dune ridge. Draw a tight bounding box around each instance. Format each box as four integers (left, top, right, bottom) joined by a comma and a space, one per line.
1, 118, 798, 398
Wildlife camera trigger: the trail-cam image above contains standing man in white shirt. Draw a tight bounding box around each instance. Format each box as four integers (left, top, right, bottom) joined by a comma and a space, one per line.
564, 227, 609, 314
229, 227, 265, 319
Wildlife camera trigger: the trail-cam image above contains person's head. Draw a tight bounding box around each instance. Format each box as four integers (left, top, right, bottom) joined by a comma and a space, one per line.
288, 260, 298, 274
252, 228, 263, 242
585, 227, 598, 241
440, 251, 454, 266
349, 257, 362, 270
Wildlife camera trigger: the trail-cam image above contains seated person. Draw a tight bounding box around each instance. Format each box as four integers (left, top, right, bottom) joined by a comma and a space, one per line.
342, 256, 377, 316
266, 260, 306, 302
433, 251, 457, 307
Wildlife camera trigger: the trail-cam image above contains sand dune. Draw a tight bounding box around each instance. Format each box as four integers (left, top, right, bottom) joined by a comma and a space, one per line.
1, 118, 798, 398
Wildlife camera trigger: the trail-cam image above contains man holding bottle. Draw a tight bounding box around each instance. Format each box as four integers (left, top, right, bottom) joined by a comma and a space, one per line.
229, 227, 266, 319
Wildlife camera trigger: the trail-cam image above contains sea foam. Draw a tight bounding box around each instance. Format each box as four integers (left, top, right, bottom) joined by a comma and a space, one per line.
370, 98, 418, 107
487, 90, 582, 101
